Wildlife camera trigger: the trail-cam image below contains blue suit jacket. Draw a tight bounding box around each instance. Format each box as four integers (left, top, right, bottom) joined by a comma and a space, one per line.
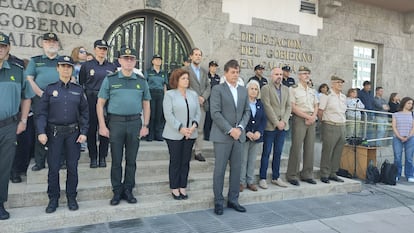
245, 99, 267, 142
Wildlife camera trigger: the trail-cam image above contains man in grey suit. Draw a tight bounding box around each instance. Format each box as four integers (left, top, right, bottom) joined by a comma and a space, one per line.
183, 48, 210, 162
210, 59, 250, 215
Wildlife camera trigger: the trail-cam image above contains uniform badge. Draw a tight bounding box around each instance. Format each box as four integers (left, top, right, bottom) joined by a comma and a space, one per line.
90, 69, 95, 76
52, 90, 58, 97
10, 76, 15, 81
125, 49, 131, 55
136, 84, 140, 89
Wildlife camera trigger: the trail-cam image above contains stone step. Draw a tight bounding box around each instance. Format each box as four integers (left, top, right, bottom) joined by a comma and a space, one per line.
78, 140, 216, 162
1, 178, 361, 233
8, 163, 309, 208
26, 156, 290, 184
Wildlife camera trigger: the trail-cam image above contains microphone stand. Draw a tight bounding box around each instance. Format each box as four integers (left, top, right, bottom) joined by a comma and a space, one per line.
353, 99, 359, 178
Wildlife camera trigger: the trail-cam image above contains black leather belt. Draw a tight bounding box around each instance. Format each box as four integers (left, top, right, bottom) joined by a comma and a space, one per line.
0, 115, 18, 128
109, 114, 141, 121
48, 123, 79, 136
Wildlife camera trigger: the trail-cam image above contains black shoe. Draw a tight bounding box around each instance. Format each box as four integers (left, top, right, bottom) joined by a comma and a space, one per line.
45, 198, 59, 213
31, 164, 45, 171
288, 179, 300, 186
122, 190, 137, 204
320, 177, 330, 183
99, 157, 106, 168
194, 153, 206, 162
60, 163, 66, 170
90, 159, 98, 168
227, 201, 246, 212
0, 203, 10, 220
171, 192, 182, 200
301, 178, 317, 184
214, 204, 223, 215
110, 193, 121, 206
155, 137, 163, 141
329, 176, 344, 182
10, 173, 22, 183
67, 197, 79, 211
145, 137, 153, 142
180, 193, 188, 200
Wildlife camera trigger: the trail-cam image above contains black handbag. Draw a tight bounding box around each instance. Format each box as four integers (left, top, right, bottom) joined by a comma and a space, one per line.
380, 160, 397, 185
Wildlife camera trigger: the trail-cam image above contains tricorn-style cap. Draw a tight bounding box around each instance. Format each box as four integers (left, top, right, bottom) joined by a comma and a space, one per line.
282, 65, 291, 72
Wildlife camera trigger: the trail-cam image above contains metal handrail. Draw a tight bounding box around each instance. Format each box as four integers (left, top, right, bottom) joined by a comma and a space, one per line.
345, 108, 393, 143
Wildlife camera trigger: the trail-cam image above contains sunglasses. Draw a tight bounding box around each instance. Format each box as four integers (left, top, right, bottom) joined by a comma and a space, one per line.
79, 50, 87, 54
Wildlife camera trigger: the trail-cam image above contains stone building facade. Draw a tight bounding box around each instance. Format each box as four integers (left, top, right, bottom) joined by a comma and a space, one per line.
1, 0, 413, 97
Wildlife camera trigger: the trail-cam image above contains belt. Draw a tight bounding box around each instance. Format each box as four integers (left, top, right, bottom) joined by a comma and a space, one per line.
323, 121, 345, 126
109, 114, 141, 121
48, 123, 79, 136
85, 90, 99, 95
0, 115, 18, 128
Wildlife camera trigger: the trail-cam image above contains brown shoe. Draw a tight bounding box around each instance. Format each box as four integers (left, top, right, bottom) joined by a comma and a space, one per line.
240, 184, 244, 192
247, 184, 258, 191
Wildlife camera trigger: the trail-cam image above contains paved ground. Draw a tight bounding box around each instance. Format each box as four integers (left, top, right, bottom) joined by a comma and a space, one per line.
32, 180, 414, 233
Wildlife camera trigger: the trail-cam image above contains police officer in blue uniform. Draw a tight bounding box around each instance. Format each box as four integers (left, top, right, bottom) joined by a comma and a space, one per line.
97, 47, 151, 206
0, 33, 32, 220
144, 54, 168, 141
248, 64, 268, 88
282, 65, 296, 87
204, 60, 221, 140
79, 39, 117, 168
36, 56, 89, 213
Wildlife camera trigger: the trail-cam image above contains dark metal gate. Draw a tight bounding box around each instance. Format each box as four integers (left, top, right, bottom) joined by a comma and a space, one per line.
104, 11, 192, 72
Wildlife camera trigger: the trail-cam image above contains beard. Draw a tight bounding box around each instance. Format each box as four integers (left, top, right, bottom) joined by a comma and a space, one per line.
45, 46, 59, 54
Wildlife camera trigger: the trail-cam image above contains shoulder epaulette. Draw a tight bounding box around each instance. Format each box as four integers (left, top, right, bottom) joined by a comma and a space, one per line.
9, 61, 23, 69
107, 71, 118, 78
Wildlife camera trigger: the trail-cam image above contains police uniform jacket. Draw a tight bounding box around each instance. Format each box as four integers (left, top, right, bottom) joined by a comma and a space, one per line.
79, 59, 117, 91
0, 60, 33, 120
144, 67, 168, 90
36, 80, 89, 135
98, 71, 151, 116
26, 54, 60, 90
248, 75, 268, 88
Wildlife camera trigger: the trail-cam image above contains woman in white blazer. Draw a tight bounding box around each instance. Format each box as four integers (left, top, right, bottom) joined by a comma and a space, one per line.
163, 68, 200, 200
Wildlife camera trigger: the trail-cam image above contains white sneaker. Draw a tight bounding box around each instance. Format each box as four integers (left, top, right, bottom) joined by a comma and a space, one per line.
408, 177, 414, 183
259, 179, 268, 189
271, 178, 288, 188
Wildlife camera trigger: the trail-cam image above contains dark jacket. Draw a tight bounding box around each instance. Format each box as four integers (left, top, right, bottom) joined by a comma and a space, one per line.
245, 99, 267, 142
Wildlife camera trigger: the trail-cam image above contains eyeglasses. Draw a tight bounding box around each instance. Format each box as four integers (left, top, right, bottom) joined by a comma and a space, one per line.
79, 50, 87, 54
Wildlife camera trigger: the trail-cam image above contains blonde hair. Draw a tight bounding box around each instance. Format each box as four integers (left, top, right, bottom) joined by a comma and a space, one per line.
246, 79, 261, 99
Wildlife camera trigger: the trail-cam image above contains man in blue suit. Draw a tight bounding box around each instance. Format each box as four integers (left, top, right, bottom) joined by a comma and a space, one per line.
210, 59, 250, 215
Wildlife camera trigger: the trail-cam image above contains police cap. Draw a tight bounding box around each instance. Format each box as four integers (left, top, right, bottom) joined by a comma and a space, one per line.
119, 47, 137, 57
254, 64, 265, 71
152, 54, 162, 60
57, 56, 74, 66
94, 39, 109, 48
43, 32, 59, 41
282, 65, 291, 72
209, 60, 219, 67
0, 33, 10, 45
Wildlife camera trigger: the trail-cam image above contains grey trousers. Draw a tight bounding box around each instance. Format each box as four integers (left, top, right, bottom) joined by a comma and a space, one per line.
213, 141, 242, 206
240, 141, 260, 185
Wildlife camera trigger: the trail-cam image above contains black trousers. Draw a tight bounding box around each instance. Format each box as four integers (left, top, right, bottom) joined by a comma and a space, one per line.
47, 129, 80, 199
148, 89, 164, 140
86, 92, 109, 160
165, 138, 195, 189
0, 122, 17, 203
12, 115, 35, 174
